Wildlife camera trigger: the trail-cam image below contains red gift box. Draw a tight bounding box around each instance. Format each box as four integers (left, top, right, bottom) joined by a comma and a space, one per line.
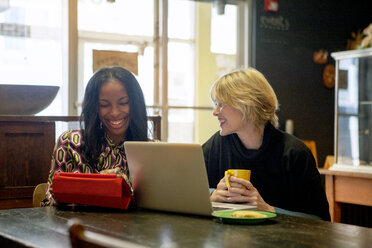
52, 172, 133, 209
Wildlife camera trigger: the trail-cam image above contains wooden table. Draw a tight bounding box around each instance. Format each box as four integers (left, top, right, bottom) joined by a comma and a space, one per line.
319, 167, 372, 223
0, 206, 371, 248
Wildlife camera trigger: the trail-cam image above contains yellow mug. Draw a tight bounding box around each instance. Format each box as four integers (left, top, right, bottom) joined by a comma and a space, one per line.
224, 169, 251, 188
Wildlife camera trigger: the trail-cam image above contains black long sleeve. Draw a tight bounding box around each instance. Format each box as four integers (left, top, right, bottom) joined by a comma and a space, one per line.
202, 123, 330, 221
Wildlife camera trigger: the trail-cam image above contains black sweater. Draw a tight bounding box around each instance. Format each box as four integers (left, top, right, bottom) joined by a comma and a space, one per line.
202, 123, 330, 221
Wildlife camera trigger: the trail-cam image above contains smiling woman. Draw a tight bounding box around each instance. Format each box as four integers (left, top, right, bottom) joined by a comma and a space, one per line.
42, 66, 149, 207
203, 68, 331, 221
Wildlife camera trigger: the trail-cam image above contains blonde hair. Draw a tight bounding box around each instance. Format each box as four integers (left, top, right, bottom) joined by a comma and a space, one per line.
210, 68, 279, 130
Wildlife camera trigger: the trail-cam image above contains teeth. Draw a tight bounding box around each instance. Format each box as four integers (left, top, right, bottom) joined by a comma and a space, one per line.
111, 120, 123, 125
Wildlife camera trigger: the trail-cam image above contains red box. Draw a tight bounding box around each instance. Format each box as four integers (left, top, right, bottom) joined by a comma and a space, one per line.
52, 172, 133, 209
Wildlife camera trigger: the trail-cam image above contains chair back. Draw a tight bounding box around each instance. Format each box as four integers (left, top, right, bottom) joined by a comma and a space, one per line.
323, 155, 334, 169
302, 140, 318, 167
68, 218, 148, 248
148, 115, 161, 140
33, 183, 47, 207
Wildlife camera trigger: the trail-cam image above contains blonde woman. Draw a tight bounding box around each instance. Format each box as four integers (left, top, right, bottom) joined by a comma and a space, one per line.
202, 68, 330, 220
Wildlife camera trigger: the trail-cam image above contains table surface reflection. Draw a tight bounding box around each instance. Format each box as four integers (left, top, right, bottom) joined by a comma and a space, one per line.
0, 206, 371, 248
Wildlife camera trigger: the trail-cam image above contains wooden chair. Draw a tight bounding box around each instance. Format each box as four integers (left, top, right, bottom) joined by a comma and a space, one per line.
68, 218, 148, 248
302, 140, 318, 167
147, 115, 161, 140
323, 155, 334, 169
32, 183, 47, 207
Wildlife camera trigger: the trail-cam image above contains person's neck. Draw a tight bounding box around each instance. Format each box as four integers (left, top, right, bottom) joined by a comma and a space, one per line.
237, 123, 264, 150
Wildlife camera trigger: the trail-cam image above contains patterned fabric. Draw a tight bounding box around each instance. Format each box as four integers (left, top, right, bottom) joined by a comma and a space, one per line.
42, 130, 131, 206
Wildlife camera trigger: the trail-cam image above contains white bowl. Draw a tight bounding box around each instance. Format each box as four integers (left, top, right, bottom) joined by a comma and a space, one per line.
0, 84, 60, 115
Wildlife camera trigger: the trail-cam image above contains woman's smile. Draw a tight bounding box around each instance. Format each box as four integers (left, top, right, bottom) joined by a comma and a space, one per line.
214, 104, 244, 136
109, 119, 125, 128
218, 118, 226, 127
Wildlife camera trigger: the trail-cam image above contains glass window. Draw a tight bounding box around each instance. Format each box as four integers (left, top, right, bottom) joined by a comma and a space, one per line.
0, 0, 245, 145
167, 0, 196, 142
168, 108, 194, 143
78, 0, 198, 143
0, 0, 64, 115
168, 41, 194, 106
168, 0, 194, 40
78, 0, 153, 36
210, 4, 237, 55
77, 0, 155, 110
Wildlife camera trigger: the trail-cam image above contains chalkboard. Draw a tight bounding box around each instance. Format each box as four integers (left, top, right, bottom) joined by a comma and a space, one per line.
251, 0, 372, 165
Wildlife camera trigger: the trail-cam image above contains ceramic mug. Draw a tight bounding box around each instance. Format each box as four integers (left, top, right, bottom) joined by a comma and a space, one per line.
224, 169, 251, 188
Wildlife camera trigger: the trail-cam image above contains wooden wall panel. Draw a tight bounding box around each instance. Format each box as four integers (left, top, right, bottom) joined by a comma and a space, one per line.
0, 121, 55, 209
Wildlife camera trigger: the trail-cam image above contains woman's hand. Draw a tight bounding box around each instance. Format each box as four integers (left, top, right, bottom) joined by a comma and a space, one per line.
100, 167, 128, 180
211, 176, 275, 212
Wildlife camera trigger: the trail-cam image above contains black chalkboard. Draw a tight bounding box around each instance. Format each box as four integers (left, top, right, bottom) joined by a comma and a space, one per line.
251, 0, 372, 165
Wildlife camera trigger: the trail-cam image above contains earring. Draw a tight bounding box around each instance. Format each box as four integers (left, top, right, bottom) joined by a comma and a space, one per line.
99, 121, 103, 129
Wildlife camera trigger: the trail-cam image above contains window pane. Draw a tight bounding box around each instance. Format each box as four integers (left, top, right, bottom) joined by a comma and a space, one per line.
168, 41, 194, 106
168, 108, 219, 144
138, 46, 154, 106
210, 4, 237, 54
0, 0, 64, 115
0, 0, 63, 85
78, 0, 155, 114
79, 42, 154, 111
196, 108, 219, 145
168, 0, 194, 39
168, 108, 194, 143
78, 0, 153, 36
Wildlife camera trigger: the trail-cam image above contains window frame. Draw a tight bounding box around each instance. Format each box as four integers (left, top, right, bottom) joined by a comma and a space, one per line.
68, 0, 250, 142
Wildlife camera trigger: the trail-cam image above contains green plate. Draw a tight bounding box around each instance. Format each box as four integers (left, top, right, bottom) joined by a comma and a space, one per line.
212, 210, 277, 224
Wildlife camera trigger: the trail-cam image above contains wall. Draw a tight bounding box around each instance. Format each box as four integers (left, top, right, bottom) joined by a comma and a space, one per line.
195, 2, 219, 144
251, 0, 372, 166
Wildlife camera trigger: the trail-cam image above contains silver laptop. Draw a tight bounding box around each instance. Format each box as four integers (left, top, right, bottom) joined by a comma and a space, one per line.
124, 141, 256, 216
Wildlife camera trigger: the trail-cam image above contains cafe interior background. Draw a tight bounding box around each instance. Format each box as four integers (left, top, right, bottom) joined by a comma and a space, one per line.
0, 0, 371, 227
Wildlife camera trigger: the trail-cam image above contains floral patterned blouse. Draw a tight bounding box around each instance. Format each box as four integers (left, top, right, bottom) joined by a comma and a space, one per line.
42, 129, 131, 206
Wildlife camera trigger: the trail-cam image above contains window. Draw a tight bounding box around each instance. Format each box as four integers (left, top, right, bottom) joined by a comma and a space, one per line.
1, 0, 249, 144
0, 0, 64, 115
77, 0, 154, 110
211, 4, 237, 55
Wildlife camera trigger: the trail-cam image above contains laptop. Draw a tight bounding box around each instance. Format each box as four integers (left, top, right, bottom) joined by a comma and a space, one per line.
124, 141, 256, 216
